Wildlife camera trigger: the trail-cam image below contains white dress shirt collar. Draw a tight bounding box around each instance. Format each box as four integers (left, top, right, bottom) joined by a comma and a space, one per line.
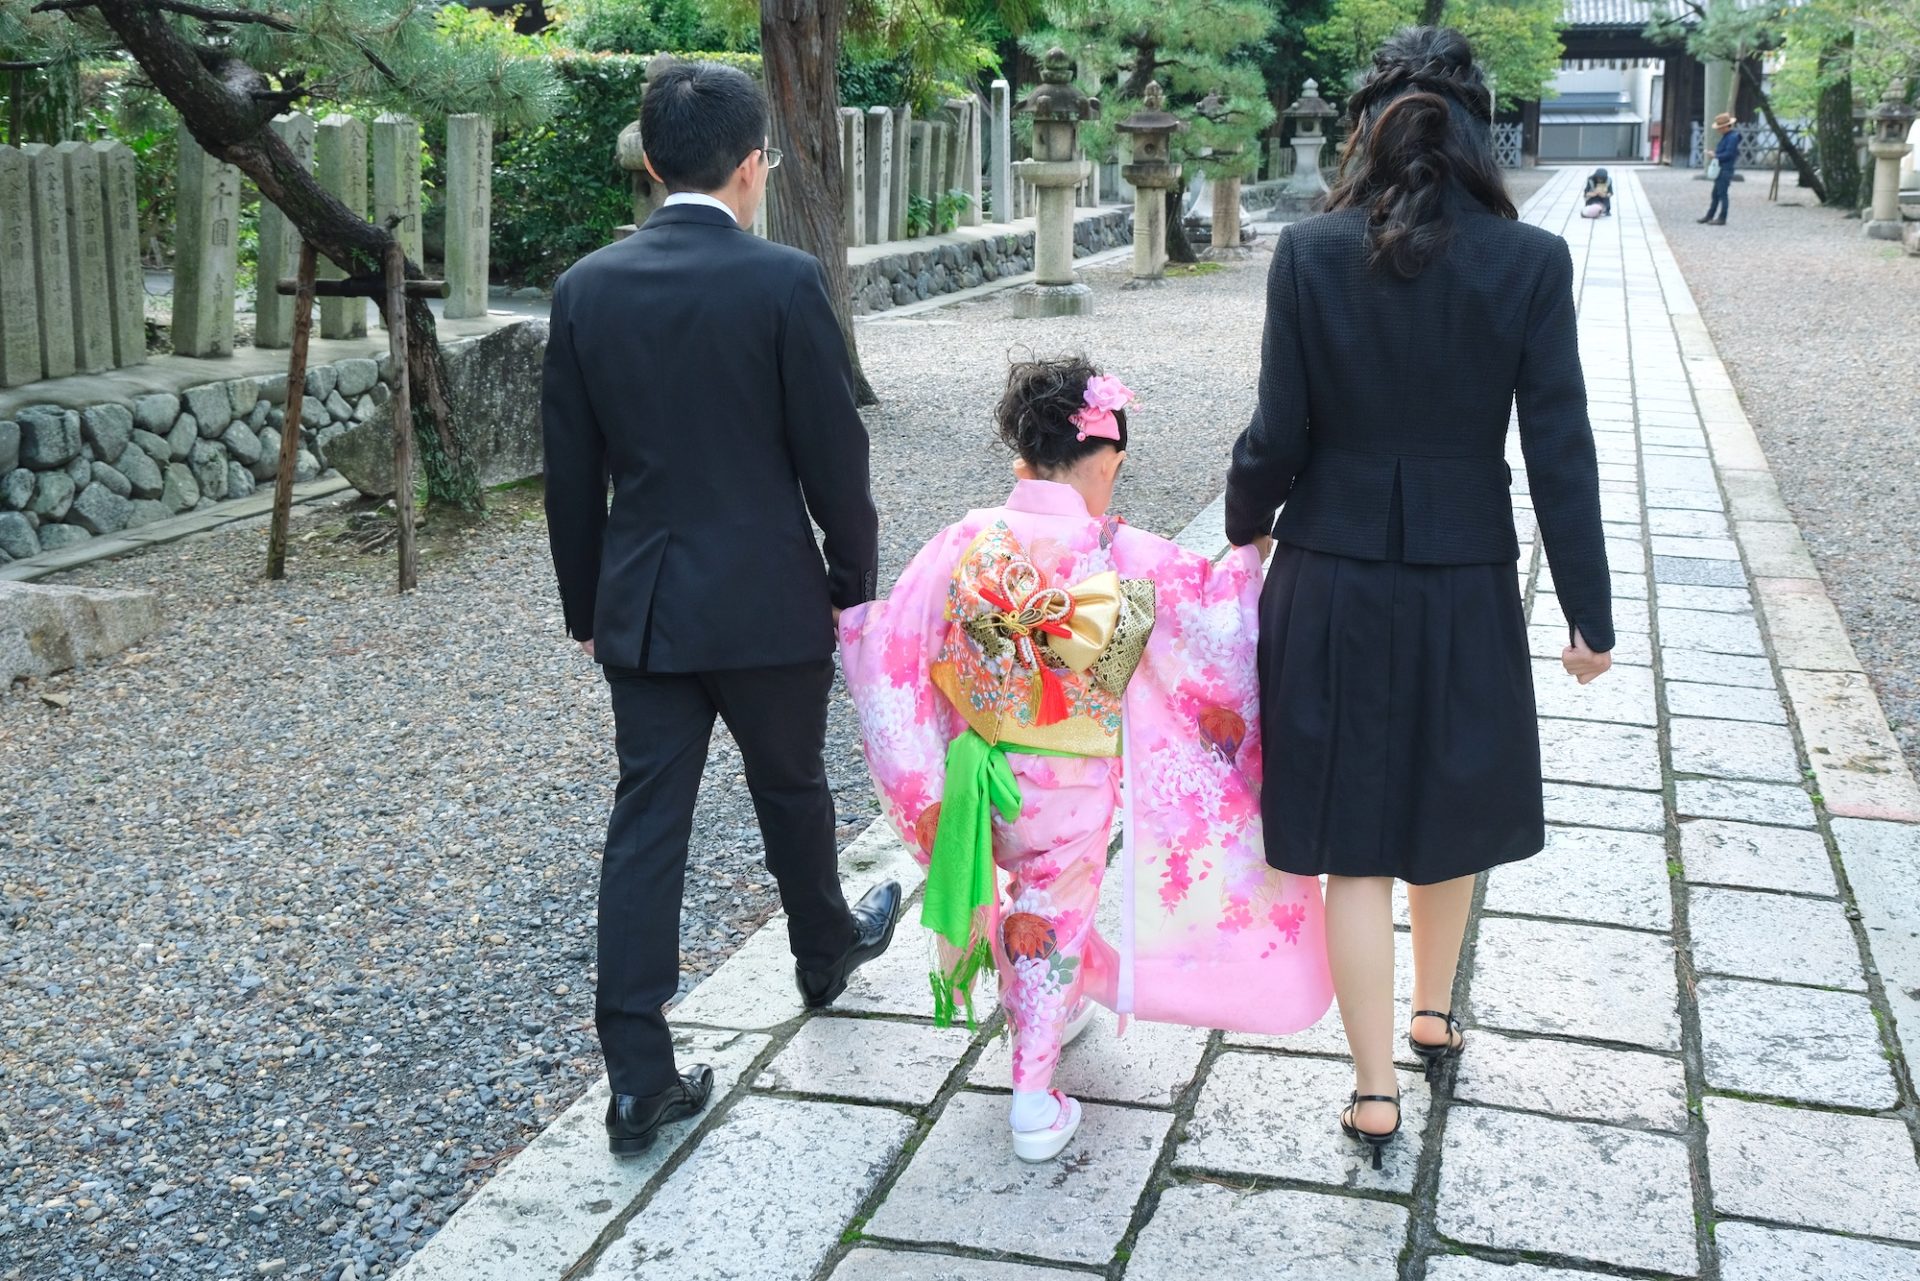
661, 192, 738, 225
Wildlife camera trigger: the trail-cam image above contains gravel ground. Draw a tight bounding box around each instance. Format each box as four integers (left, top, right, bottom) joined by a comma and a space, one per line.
0, 249, 1275, 1280
1638, 167, 1920, 777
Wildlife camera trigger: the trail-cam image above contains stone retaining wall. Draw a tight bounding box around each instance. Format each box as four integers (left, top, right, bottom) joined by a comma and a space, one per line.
848, 207, 1132, 315
0, 354, 393, 564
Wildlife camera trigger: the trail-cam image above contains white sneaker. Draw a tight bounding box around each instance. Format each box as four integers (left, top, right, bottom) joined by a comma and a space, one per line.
1062, 999, 1098, 1048
1011, 1089, 1083, 1163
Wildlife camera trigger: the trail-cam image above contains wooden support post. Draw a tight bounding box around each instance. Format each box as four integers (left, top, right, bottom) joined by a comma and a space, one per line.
385, 241, 417, 593
267, 242, 317, 581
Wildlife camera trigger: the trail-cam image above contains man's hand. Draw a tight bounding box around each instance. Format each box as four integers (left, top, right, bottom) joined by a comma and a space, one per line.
579, 639, 596, 660
1562, 630, 1611, 685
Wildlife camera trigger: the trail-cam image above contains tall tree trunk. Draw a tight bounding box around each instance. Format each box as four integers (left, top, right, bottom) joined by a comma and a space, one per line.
1741, 60, 1826, 203
760, 0, 875, 406
77, 0, 462, 502
1423, 0, 1447, 25
1165, 185, 1199, 263
1814, 36, 1861, 209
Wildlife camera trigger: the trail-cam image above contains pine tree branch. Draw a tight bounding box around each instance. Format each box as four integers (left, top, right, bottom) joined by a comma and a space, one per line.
29, 0, 102, 14
152, 0, 296, 30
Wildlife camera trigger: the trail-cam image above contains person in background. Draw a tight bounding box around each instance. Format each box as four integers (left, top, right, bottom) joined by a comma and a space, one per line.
1581, 167, 1612, 218
1700, 112, 1741, 225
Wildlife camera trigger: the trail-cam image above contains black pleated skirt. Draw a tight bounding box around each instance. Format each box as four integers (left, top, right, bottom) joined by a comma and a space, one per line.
1258, 543, 1544, 884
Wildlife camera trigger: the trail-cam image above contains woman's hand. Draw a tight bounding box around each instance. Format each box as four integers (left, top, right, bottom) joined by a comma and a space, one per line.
1251, 535, 1275, 562
1562, 630, 1611, 684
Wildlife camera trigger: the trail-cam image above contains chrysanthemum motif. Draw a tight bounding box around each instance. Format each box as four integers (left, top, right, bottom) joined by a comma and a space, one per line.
1176, 595, 1256, 686
855, 681, 924, 760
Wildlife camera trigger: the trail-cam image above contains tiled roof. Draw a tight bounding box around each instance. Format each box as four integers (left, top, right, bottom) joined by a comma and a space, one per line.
1563, 0, 1660, 28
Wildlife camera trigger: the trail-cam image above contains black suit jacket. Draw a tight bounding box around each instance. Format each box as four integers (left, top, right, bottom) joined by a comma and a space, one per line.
542, 203, 880, 672
1225, 198, 1614, 653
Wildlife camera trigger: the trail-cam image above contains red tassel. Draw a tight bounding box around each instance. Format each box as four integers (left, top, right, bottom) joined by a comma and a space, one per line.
1034, 664, 1070, 726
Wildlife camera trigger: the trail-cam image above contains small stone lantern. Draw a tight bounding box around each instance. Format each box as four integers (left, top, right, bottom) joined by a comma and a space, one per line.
1013, 47, 1099, 317
1863, 78, 1916, 241
1116, 81, 1185, 288
1283, 79, 1338, 201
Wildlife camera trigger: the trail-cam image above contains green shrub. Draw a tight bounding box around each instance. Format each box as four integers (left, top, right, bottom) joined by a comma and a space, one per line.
489, 48, 761, 286
551, 0, 752, 54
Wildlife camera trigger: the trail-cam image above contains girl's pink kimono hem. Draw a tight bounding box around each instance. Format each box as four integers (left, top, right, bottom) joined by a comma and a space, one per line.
839, 480, 1334, 1037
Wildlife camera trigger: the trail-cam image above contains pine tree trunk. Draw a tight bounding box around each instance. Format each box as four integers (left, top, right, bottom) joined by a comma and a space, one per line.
81, 0, 464, 503
760, 0, 875, 406
1423, 0, 1447, 25
1814, 37, 1861, 209
1740, 61, 1826, 203
1164, 185, 1199, 263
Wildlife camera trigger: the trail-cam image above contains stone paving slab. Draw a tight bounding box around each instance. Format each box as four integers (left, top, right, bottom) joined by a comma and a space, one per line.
1538, 719, 1663, 791
1541, 782, 1667, 832
1426, 1260, 1605, 1281
1783, 669, 1920, 821
1662, 647, 1778, 689
1452, 1030, 1690, 1131
1178, 1053, 1431, 1194
758, 1015, 972, 1105
1675, 778, 1818, 828
1687, 886, 1865, 989
1696, 977, 1896, 1108
1437, 1106, 1699, 1275
399, 1029, 771, 1281
866, 1092, 1171, 1265
1715, 1223, 1920, 1281
1664, 680, 1788, 724
1668, 716, 1803, 782
1481, 824, 1672, 930
584, 1097, 915, 1281
1705, 1098, 1920, 1243
969, 1014, 1209, 1108
831, 1250, 1095, 1280
1470, 916, 1681, 1050
1679, 819, 1837, 896
1830, 819, 1920, 1070
1126, 1183, 1408, 1281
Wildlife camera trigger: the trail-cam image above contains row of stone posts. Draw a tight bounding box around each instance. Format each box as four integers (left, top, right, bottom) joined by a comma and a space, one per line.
167, 112, 491, 360
0, 140, 146, 388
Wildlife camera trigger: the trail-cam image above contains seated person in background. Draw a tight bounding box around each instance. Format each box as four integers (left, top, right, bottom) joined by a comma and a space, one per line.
1581, 168, 1612, 218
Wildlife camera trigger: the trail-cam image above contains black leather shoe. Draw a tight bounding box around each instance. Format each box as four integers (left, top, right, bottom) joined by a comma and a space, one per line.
796, 880, 903, 1009
605, 1065, 714, 1157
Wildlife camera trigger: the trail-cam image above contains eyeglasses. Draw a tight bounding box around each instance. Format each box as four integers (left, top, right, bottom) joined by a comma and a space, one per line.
759, 146, 783, 169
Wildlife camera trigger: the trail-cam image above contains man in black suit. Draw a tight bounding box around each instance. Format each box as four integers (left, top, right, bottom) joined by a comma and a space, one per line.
542, 60, 901, 1156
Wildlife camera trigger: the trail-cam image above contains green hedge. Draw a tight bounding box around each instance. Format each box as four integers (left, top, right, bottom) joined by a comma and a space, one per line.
489, 49, 762, 285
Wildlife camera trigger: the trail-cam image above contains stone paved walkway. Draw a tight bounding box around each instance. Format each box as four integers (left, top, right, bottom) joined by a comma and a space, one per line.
394, 170, 1920, 1281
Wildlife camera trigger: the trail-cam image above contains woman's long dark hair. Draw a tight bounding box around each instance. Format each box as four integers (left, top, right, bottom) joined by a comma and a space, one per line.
1324, 26, 1516, 279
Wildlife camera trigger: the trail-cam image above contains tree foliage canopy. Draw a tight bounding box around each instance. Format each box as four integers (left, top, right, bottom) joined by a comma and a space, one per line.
1028, 0, 1280, 176
1310, 0, 1565, 109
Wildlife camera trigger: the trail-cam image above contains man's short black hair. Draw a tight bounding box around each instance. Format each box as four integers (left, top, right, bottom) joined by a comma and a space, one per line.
640, 61, 768, 194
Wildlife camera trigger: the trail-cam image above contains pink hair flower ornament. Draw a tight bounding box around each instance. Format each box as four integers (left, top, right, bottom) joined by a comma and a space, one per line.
1070, 373, 1135, 443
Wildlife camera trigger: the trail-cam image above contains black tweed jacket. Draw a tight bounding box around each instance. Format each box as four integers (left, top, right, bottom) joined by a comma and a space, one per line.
1225, 198, 1615, 654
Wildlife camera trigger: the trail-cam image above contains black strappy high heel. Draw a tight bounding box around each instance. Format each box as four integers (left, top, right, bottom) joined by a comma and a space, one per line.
1409, 1009, 1466, 1084
1339, 1091, 1402, 1171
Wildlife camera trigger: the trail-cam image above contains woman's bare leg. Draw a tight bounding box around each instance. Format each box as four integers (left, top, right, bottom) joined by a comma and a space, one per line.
1325, 874, 1399, 1133
1407, 874, 1477, 1048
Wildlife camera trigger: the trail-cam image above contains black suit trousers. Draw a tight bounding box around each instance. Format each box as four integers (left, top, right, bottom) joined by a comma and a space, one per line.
597, 660, 856, 1095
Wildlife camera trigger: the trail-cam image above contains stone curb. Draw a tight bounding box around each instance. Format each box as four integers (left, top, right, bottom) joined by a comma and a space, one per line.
857, 243, 1136, 324
0, 475, 354, 583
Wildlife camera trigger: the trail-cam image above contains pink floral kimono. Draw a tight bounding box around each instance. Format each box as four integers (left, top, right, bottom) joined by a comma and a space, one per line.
839, 480, 1332, 1092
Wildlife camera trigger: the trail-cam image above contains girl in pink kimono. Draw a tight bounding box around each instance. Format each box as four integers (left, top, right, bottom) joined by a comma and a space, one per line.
839, 357, 1332, 1162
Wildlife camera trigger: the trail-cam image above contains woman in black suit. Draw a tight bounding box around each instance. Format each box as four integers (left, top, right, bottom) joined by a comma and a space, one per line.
1226, 27, 1614, 1165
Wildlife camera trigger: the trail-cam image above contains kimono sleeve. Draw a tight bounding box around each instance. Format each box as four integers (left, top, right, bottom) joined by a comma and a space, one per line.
837, 523, 973, 867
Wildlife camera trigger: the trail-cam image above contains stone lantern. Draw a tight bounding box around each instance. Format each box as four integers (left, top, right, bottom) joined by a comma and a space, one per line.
1863, 78, 1916, 241
1284, 80, 1338, 201
1116, 81, 1185, 288
613, 55, 683, 241
1012, 47, 1099, 317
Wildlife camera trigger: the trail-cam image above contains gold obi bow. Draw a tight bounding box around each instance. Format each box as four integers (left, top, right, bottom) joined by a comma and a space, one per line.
934, 523, 1158, 755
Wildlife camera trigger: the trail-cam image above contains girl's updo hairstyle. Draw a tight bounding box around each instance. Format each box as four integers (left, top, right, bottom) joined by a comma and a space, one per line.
996, 355, 1128, 474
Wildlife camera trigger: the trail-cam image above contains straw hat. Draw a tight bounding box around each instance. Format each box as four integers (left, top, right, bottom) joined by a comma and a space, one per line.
1714, 112, 1736, 129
